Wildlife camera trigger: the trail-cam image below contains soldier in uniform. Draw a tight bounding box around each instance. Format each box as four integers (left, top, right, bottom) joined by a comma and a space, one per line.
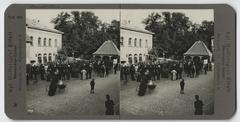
39, 63, 45, 80
129, 64, 135, 81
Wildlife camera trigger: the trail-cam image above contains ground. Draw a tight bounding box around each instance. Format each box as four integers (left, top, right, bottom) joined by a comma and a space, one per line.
26, 73, 119, 116
120, 71, 214, 116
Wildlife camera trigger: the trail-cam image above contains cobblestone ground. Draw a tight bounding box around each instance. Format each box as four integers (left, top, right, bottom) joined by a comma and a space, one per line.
26, 73, 119, 116
120, 71, 214, 116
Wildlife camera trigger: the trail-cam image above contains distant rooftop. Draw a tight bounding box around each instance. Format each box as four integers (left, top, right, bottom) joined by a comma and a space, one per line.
184, 41, 212, 56
93, 40, 119, 56
26, 18, 64, 34
120, 20, 154, 35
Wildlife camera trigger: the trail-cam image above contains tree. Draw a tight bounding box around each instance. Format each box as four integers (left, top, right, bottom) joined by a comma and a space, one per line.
143, 12, 214, 60
52, 11, 120, 59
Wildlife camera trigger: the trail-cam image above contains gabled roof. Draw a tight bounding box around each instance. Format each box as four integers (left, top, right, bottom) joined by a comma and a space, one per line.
93, 40, 120, 56
26, 18, 64, 34
184, 41, 212, 56
120, 22, 154, 35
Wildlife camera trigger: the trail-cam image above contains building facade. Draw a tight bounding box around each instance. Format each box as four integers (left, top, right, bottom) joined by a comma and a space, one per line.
26, 19, 63, 64
120, 22, 153, 64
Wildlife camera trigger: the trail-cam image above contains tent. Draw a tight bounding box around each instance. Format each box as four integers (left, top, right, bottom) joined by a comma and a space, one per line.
93, 40, 120, 59
184, 40, 212, 61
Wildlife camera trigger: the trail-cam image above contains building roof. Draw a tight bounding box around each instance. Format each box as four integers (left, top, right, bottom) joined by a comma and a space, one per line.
120, 22, 154, 35
93, 40, 120, 56
184, 41, 212, 56
26, 18, 64, 34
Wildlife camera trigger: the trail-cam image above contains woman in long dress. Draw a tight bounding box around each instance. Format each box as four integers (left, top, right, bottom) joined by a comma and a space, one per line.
48, 69, 59, 96
138, 70, 149, 96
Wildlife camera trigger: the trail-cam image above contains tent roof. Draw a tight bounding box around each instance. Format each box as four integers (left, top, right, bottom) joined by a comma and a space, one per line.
184, 41, 212, 56
93, 40, 120, 56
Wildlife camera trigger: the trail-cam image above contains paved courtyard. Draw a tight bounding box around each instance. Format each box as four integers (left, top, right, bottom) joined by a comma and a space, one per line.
26, 73, 119, 116
120, 71, 214, 116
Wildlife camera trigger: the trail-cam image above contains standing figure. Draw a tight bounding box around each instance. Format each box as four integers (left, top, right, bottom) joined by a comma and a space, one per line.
204, 64, 208, 74
48, 69, 59, 96
130, 64, 135, 81
32, 64, 38, 82
114, 63, 118, 74
138, 70, 149, 96
39, 64, 45, 80
105, 94, 115, 115
180, 79, 185, 94
194, 95, 204, 115
88, 63, 93, 79
171, 69, 177, 80
90, 79, 95, 94
81, 69, 87, 80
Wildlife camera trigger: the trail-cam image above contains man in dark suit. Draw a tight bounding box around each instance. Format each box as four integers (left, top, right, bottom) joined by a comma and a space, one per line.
90, 79, 95, 94
180, 79, 185, 94
194, 95, 204, 115
105, 94, 115, 115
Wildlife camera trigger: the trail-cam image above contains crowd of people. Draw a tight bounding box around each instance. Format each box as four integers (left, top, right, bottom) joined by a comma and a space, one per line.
26, 59, 118, 85
26, 58, 118, 114
120, 59, 213, 96
120, 59, 212, 82
26, 59, 119, 96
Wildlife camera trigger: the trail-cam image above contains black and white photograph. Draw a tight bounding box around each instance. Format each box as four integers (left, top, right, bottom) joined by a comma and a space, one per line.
25, 9, 120, 116
120, 9, 214, 116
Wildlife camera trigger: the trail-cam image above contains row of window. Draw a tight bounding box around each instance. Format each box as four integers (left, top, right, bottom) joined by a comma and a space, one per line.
120, 37, 149, 48
128, 54, 143, 64
29, 36, 58, 47
37, 53, 53, 64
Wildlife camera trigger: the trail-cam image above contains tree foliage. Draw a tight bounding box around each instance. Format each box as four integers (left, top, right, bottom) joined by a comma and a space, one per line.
51, 11, 120, 59
143, 12, 214, 60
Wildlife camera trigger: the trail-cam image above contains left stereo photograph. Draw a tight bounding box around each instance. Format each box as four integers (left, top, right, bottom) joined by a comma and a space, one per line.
25, 9, 120, 117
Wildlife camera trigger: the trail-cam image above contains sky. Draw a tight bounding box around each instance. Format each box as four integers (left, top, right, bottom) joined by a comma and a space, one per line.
26, 9, 213, 29
26, 9, 121, 28
120, 9, 214, 29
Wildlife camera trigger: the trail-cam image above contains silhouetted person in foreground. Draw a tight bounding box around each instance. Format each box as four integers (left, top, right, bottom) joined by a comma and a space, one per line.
90, 79, 95, 94
105, 94, 115, 115
194, 95, 204, 115
180, 79, 185, 94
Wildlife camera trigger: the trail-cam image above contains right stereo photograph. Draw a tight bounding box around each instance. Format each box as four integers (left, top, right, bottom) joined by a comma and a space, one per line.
120, 9, 214, 116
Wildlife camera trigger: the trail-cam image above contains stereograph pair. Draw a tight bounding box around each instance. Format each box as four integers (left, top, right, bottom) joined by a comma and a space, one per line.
4, 4, 236, 119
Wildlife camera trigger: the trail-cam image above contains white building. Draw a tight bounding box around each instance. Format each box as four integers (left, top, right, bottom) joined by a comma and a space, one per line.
120, 21, 153, 64
26, 19, 63, 64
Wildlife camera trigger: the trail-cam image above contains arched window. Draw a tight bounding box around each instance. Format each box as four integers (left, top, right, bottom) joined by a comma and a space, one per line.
134, 38, 137, 47
38, 37, 41, 46
43, 53, 47, 64
55, 39, 58, 47
139, 39, 142, 47
120, 37, 124, 46
128, 38, 132, 46
30, 36, 33, 46
48, 53, 52, 62
37, 53, 42, 64
139, 54, 143, 62
145, 40, 148, 48
49, 39, 52, 46
134, 54, 138, 64
128, 54, 133, 64
43, 38, 47, 46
